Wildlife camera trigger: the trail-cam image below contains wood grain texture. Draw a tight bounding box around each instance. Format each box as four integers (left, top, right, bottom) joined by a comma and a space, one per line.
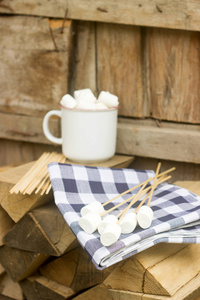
117, 118, 200, 164
147, 27, 200, 123
0, 162, 53, 222
3, 203, 78, 256
20, 275, 75, 300
96, 22, 143, 117
1, 112, 200, 164
0, 15, 73, 117
144, 245, 200, 296
72, 21, 97, 95
0, 273, 24, 300
0, 206, 14, 246
0, 139, 61, 167
1, 0, 200, 32
40, 246, 115, 293
0, 246, 48, 281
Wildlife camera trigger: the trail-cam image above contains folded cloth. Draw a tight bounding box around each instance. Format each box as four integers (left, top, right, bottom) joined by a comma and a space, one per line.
48, 163, 200, 270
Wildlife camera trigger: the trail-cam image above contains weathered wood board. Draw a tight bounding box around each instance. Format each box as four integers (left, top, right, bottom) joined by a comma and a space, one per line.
1, 112, 200, 164
0, 15, 73, 117
117, 119, 200, 164
1, 0, 200, 32
72, 21, 97, 95
147, 27, 200, 123
96, 22, 144, 118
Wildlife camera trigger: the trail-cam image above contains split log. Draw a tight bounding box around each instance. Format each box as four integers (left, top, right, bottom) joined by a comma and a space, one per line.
0, 264, 5, 276
0, 273, 24, 300
3, 203, 78, 256
0, 206, 14, 246
20, 275, 75, 300
0, 161, 53, 222
39, 246, 115, 293
0, 246, 49, 282
73, 283, 200, 300
103, 241, 200, 297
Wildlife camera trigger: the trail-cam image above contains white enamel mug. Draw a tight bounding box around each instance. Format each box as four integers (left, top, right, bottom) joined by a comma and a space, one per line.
43, 106, 118, 163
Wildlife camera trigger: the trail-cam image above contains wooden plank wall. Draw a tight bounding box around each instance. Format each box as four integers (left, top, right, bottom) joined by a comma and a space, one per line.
0, 0, 200, 171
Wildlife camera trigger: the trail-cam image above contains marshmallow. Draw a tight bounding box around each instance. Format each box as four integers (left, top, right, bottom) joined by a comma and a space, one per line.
98, 214, 118, 234
119, 212, 137, 234
76, 99, 96, 110
74, 88, 96, 103
60, 94, 77, 109
100, 223, 121, 247
95, 102, 108, 110
98, 91, 119, 108
79, 212, 101, 234
80, 201, 105, 216
137, 206, 154, 229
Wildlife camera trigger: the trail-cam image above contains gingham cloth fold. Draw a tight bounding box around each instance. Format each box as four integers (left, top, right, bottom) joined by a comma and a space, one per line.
48, 163, 200, 270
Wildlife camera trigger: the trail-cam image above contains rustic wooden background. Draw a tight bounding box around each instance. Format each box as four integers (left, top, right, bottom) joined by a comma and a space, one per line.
0, 0, 200, 180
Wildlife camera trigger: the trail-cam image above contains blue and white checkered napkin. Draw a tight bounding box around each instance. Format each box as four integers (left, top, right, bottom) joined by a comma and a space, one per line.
48, 162, 200, 270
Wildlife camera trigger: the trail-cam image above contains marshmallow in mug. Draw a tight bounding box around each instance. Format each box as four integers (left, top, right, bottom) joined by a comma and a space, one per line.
60, 89, 119, 110
74, 88, 97, 103
98, 91, 119, 108
60, 94, 77, 109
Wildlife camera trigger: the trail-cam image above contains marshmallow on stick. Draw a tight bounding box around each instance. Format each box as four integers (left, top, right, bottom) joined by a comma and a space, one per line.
78, 164, 174, 247
78, 212, 101, 234
136, 162, 161, 229
119, 212, 137, 234
98, 214, 118, 234
100, 223, 121, 247
80, 200, 105, 216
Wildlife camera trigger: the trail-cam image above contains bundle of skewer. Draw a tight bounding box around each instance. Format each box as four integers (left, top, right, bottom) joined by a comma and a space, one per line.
79, 163, 175, 246
10, 152, 66, 195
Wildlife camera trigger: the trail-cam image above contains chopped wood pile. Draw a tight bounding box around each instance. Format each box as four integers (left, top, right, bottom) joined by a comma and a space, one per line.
0, 156, 200, 300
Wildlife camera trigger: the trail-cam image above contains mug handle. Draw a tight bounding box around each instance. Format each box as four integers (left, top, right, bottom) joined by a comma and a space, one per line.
43, 110, 62, 144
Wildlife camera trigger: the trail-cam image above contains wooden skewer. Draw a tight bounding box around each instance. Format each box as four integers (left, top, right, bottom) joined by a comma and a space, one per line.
102, 166, 175, 207
20, 152, 56, 194
9, 152, 49, 194
101, 173, 170, 218
117, 174, 171, 224
10, 152, 66, 195
24, 152, 65, 195
147, 162, 161, 207
40, 155, 66, 195
23, 152, 57, 194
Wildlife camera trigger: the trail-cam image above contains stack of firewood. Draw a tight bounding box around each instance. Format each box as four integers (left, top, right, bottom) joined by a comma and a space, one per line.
0, 156, 200, 300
